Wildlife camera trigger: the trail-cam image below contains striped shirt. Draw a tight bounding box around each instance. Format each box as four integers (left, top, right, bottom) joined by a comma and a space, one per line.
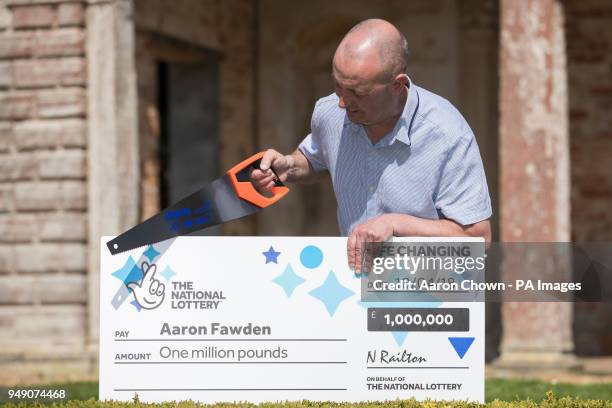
298, 81, 492, 236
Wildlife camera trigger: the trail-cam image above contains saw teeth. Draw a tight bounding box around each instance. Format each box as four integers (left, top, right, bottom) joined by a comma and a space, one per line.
106, 237, 174, 256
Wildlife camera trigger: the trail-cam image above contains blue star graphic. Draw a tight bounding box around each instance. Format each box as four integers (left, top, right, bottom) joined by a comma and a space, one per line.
160, 266, 176, 282
272, 264, 305, 297
309, 270, 355, 316
112, 256, 143, 286
112, 256, 135, 282
262, 246, 281, 264
143, 245, 160, 262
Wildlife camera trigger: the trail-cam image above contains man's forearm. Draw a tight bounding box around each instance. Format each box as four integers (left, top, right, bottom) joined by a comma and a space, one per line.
284, 149, 327, 184
384, 213, 491, 243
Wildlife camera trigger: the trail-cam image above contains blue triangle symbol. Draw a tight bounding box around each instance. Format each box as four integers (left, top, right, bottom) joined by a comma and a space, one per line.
391, 332, 408, 346
448, 337, 475, 359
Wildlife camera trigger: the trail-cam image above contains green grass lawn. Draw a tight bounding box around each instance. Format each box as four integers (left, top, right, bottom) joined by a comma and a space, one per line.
485, 378, 612, 402
1, 379, 611, 406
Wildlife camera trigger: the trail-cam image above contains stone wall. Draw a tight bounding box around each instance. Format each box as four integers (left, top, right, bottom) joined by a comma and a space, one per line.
0, 0, 89, 383
458, 0, 500, 361
567, 1, 612, 241
497, 0, 575, 370
0, 0, 257, 383
566, 0, 612, 356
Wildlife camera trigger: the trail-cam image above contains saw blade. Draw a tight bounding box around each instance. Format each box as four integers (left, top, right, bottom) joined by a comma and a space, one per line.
106, 152, 289, 255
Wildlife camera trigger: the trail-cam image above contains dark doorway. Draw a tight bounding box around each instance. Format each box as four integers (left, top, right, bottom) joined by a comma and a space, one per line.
159, 60, 221, 235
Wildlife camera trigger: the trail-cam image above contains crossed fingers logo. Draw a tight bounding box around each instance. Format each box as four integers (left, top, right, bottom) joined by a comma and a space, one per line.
127, 261, 166, 310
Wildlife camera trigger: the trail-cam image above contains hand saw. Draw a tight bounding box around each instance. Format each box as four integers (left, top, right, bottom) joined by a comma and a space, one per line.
106, 151, 289, 255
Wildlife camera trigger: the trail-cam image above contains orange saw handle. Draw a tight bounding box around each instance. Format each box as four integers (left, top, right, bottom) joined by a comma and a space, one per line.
226, 151, 290, 208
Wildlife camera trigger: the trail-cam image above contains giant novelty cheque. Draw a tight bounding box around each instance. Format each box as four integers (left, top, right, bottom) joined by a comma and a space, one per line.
100, 236, 484, 403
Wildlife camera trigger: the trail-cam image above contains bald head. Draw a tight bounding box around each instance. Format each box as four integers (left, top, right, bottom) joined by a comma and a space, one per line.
334, 19, 409, 83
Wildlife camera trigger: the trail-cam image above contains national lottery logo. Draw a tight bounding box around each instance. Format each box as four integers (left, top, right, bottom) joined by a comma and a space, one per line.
110, 245, 178, 312
168, 281, 226, 310
127, 261, 166, 310
110, 243, 224, 312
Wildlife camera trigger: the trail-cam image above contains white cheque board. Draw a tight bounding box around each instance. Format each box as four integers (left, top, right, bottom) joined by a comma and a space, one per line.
100, 237, 484, 403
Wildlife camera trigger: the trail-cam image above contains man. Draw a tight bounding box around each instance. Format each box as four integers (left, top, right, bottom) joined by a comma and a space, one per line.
251, 19, 492, 272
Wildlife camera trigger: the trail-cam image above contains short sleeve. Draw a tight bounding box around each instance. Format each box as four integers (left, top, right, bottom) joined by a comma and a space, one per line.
297, 103, 328, 172
434, 131, 492, 225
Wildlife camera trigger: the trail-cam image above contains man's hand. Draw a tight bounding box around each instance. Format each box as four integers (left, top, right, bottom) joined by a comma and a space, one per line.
250, 149, 294, 192
347, 214, 394, 272
250, 149, 327, 191
346, 214, 492, 272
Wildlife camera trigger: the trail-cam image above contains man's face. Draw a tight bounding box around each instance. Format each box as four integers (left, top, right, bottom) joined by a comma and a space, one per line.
332, 58, 396, 126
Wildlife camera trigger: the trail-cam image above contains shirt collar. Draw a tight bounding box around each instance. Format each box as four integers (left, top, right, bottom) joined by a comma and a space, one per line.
343, 77, 419, 148
386, 79, 419, 147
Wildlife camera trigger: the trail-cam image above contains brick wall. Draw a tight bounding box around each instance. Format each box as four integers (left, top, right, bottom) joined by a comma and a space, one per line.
0, 0, 88, 381
566, 0, 612, 356
0, 0, 256, 383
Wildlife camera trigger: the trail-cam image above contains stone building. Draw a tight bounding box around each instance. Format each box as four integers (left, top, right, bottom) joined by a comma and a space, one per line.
0, 0, 611, 382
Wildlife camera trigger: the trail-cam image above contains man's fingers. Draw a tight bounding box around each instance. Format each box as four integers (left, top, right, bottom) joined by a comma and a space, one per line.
348, 229, 367, 272
354, 232, 364, 273
261, 175, 274, 185
260, 149, 278, 171
250, 168, 264, 181
347, 217, 394, 274
347, 233, 356, 271
361, 232, 376, 273
250, 169, 276, 193
362, 241, 373, 273
264, 179, 277, 190
251, 168, 274, 180
255, 175, 275, 192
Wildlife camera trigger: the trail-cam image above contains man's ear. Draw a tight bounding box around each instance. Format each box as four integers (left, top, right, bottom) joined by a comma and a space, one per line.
392, 73, 408, 91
